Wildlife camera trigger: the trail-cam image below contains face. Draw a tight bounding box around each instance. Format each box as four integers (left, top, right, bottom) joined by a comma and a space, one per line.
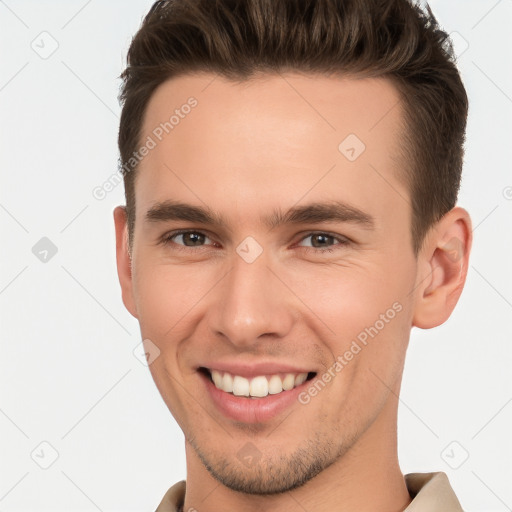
120, 73, 421, 493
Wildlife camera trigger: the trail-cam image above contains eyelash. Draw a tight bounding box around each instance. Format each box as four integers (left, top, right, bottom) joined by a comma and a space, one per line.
159, 229, 350, 254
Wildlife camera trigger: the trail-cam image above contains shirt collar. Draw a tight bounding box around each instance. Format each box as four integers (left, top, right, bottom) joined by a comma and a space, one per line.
156, 472, 462, 511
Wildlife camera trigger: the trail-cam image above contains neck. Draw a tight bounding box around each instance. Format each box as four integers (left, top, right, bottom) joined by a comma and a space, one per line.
183, 398, 412, 512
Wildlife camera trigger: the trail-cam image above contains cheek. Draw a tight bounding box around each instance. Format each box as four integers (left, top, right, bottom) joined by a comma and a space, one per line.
294, 267, 412, 425
132, 261, 209, 340
134, 264, 204, 428
286, 258, 415, 402
287, 261, 410, 341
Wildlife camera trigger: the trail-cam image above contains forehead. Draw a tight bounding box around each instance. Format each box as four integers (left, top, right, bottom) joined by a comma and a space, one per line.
136, 72, 409, 228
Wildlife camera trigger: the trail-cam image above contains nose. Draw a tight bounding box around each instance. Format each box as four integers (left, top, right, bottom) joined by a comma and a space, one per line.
207, 246, 295, 348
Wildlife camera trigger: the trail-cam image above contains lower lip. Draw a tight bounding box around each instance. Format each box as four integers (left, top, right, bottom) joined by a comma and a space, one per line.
199, 371, 311, 423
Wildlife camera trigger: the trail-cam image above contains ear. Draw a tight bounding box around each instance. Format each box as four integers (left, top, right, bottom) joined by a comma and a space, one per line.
412, 206, 472, 329
113, 206, 138, 319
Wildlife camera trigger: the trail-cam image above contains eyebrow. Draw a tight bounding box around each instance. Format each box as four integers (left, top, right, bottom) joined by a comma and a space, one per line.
144, 199, 374, 230
265, 201, 374, 230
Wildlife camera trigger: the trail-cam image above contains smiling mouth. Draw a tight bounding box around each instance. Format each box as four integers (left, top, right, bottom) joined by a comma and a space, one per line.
199, 367, 317, 398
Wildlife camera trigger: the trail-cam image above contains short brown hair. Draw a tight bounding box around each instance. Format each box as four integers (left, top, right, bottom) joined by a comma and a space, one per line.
118, 0, 468, 254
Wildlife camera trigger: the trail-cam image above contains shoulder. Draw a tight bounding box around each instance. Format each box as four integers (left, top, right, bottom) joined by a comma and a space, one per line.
155, 480, 186, 512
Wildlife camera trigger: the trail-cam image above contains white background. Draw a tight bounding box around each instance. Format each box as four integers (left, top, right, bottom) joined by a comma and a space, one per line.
1, 1, 511, 510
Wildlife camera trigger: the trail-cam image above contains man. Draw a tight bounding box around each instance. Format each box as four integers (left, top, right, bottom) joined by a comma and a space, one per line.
113, 0, 471, 510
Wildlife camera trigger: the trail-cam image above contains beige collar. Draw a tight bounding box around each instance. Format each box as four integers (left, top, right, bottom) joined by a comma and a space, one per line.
156, 472, 463, 512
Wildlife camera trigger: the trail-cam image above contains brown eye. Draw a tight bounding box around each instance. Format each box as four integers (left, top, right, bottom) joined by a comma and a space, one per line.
310, 234, 334, 248
161, 230, 213, 247
297, 233, 348, 250
179, 232, 206, 246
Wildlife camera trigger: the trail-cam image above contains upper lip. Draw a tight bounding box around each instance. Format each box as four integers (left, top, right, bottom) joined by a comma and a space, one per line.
198, 361, 316, 379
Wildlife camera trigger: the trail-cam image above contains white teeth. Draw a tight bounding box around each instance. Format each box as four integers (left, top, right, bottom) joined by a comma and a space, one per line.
268, 375, 283, 394
209, 369, 310, 397
232, 375, 250, 396
211, 370, 223, 388
295, 373, 307, 386
249, 376, 268, 397
222, 372, 233, 392
282, 373, 296, 391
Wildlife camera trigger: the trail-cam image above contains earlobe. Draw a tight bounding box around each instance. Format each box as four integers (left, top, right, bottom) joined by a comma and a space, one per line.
412, 207, 472, 329
113, 206, 139, 319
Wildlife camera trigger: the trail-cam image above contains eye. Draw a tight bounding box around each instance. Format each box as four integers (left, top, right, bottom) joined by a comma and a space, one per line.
160, 230, 215, 248
158, 230, 350, 254
296, 232, 350, 252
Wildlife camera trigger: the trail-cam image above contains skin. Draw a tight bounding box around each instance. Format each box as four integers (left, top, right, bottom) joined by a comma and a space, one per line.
114, 72, 472, 512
